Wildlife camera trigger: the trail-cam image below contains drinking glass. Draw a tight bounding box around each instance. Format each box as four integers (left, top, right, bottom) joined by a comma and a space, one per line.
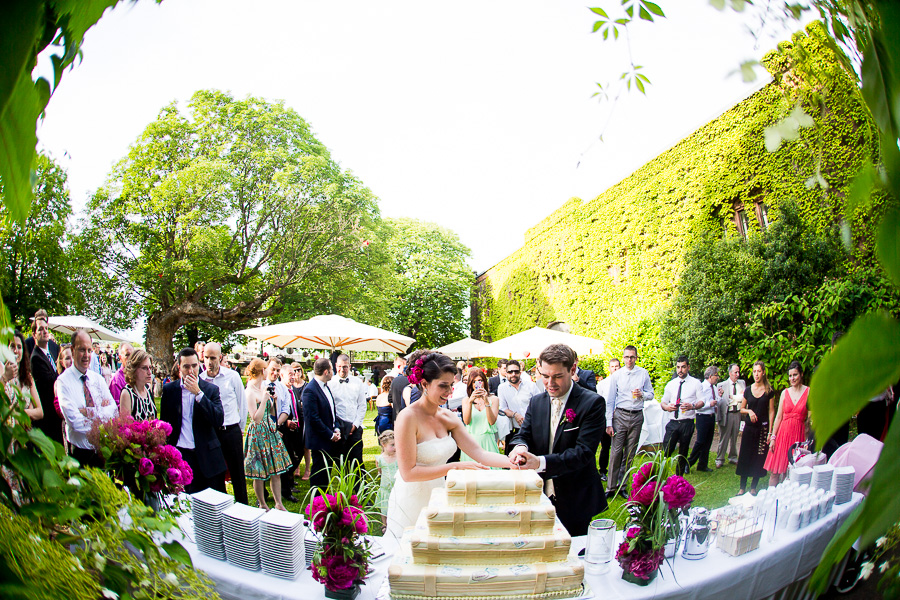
584, 518, 616, 575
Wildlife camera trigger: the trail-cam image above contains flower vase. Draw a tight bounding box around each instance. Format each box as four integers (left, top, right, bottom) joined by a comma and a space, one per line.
622, 568, 658, 586
142, 492, 162, 513
324, 584, 361, 600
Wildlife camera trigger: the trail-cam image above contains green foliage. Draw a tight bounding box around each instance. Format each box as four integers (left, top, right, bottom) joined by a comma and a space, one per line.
474, 23, 878, 392
0, 154, 72, 326
662, 199, 846, 376
384, 218, 473, 348
84, 89, 388, 369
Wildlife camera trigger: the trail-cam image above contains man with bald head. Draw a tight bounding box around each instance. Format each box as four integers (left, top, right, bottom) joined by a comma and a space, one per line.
200, 341, 249, 504
108, 342, 134, 405
58, 329, 118, 468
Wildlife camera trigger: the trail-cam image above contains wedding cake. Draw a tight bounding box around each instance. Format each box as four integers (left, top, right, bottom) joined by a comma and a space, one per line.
388, 470, 584, 600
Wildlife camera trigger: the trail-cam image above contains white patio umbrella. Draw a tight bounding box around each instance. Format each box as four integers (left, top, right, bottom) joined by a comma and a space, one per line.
47, 315, 132, 342
480, 327, 605, 360
435, 337, 491, 360
236, 314, 415, 354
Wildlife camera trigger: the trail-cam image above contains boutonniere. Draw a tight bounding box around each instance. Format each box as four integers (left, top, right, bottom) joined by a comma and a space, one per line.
565, 409, 576, 423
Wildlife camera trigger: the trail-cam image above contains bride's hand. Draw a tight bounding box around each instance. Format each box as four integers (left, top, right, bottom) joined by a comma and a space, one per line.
451, 461, 488, 470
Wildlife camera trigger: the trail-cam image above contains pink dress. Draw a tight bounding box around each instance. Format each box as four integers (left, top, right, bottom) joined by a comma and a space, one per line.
764, 387, 809, 474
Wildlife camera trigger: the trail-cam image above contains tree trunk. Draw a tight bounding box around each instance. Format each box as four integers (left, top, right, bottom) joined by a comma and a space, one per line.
145, 310, 181, 378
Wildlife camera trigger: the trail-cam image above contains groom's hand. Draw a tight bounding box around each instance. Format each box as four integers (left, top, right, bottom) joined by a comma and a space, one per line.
512, 450, 540, 471
509, 445, 527, 468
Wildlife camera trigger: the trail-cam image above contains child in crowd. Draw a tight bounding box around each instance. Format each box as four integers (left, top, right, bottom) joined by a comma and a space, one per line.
376, 430, 399, 530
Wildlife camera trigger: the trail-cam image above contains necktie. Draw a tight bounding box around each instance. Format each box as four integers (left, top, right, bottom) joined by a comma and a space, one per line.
675, 380, 684, 416
545, 396, 565, 498
81, 375, 95, 408
710, 385, 716, 406
291, 390, 299, 420
340, 378, 349, 384
733, 382, 737, 395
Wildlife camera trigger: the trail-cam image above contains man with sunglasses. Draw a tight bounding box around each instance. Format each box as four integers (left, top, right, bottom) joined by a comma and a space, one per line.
498, 360, 540, 455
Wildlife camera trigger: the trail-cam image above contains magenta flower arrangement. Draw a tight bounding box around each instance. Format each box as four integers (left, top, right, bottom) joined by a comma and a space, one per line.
617, 451, 695, 585
565, 408, 576, 423
87, 414, 193, 499
304, 458, 379, 599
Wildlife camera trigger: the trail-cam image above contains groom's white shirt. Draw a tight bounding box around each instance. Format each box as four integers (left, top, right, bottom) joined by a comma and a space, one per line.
515, 383, 573, 473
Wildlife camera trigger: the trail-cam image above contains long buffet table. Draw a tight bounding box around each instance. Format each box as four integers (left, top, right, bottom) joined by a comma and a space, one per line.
171, 493, 863, 600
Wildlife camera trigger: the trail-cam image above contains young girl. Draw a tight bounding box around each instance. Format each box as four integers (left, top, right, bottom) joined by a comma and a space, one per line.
376, 430, 399, 530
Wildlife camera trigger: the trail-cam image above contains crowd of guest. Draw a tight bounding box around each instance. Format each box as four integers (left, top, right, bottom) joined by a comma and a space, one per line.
4, 307, 895, 516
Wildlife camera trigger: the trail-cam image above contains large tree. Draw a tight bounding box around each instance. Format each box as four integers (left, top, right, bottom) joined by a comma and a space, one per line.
0, 153, 73, 327
86, 89, 384, 370
384, 217, 472, 348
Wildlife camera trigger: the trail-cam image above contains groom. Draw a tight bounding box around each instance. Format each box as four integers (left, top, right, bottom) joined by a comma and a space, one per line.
510, 344, 608, 536
302, 357, 344, 491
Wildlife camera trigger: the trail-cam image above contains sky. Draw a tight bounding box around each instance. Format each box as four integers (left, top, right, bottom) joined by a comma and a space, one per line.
37, 0, 798, 279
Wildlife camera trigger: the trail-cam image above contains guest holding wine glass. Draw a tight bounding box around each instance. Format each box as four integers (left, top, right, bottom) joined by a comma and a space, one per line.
736, 361, 775, 495
119, 349, 157, 421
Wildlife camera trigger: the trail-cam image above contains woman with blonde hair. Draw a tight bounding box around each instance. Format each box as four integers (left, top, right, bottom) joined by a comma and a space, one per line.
736, 360, 776, 495
119, 349, 157, 421
244, 357, 292, 510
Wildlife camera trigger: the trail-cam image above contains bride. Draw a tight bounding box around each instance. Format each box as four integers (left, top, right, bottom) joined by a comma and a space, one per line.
386, 350, 512, 537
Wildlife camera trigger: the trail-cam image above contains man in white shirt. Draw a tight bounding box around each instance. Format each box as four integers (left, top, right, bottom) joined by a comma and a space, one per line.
200, 342, 249, 505
689, 365, 721, 472
498, 359, 540, 454
596, 358, 621, 481
605, 345, 656, 498
661, 356, 704, 476
715, 364, 746, 468
58, 329, 118, 468
89, 341, 102, 374
448, 368, 467, 412
329, 354, 367, 468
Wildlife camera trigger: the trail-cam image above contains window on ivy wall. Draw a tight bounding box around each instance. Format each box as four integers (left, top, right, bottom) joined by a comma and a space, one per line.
757, 202, 770, 230
736, 208, 750, 238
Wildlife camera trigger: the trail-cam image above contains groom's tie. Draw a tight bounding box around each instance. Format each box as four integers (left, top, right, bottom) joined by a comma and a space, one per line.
545, 396, 564, 498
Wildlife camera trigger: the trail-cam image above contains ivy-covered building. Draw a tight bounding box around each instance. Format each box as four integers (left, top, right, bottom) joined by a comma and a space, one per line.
472, 22, 882, 363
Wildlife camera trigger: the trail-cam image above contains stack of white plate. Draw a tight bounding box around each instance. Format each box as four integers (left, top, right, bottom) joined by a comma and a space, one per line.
260, 510, 305, 580
192, 489, 234, 559
812, 464, 834, 492
790, 466, 813, 486
222, 503, 267, 571
304, 524, 321, 566
832, 466, 855, 504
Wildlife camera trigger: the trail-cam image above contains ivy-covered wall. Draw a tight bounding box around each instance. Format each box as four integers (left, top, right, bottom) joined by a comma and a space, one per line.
472, 22, 881, 384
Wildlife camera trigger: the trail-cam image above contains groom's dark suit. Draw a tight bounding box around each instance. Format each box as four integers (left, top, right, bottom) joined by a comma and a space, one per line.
511, 382, 607, 536
302, 378, 343, 491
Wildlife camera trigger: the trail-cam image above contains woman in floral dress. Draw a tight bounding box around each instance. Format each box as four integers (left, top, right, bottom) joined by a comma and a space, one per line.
243, 358, 291, 511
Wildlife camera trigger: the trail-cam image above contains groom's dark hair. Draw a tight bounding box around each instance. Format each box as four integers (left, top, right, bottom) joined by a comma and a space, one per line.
538, 344, 576, 369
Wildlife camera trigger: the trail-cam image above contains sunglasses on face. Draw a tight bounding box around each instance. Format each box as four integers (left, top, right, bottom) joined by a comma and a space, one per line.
507, 369, 521, 374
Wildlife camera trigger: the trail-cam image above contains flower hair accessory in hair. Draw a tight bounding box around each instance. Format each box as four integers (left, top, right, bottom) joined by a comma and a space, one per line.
408, 354, 427, 385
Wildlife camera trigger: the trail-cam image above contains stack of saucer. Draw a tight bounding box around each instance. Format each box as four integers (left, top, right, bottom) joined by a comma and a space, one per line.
789, 466, 813, 486
832, 466, 855, 504
812, 464, 834, 492
260, 510, 305, 580
192, 489, 234, 559
222, 503, 267, 571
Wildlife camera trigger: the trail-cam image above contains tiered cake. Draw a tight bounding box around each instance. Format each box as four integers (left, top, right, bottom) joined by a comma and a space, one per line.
388, 470, 584, 600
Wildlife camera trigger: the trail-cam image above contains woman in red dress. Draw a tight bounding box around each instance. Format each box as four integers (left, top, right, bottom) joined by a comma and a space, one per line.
764, 361, 809, 485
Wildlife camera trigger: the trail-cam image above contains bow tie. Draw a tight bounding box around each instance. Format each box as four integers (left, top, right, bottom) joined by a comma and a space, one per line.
339, 378, 349, 384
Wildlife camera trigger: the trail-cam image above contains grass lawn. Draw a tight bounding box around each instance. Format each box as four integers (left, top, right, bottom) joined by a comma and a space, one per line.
227, 408, 762, 532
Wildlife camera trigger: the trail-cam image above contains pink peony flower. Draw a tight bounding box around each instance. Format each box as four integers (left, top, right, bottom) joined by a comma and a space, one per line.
565, 408, 576, 423
661, 475, 695, 510
180, 464, 193, 485
632, 462, 654, 489
629, 481, 658, 506
166, 468, 183, 485
626, 526, 641, 539
155, 420, 173, 436
312, 554, 361, 590
138, 457, 155, 476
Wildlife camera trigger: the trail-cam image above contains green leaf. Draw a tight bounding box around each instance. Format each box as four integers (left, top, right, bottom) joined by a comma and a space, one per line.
0, 1, 44, 117
27, 427, 59, 463
709, 0, 726, 10
861, 32, 898, 142
808, 312, 900, 443
593, 21, 604, 33
161, 540, 194, 567
589, 7, 609, 17
876, 208, 900, 288
643, 1, 665, 17
0, 74, 46, 223
41, 468, 64, 489
639, 6, 652, 21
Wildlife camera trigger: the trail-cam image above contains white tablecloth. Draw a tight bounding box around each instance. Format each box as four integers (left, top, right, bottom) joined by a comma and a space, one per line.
174, 493, 862, 600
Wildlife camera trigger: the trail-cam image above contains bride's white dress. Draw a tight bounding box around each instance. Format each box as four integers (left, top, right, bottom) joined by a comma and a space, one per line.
385, 435, 458, 538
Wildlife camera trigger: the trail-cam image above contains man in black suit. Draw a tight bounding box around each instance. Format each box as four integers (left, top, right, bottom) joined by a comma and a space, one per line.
160, 348, 227, 494
25, 309, 59, 365
302, 357, 343, 491
573, 358, 597, 393
29, 316, 64, 444
510, 344, 607, 536
488, 358, 508, 395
